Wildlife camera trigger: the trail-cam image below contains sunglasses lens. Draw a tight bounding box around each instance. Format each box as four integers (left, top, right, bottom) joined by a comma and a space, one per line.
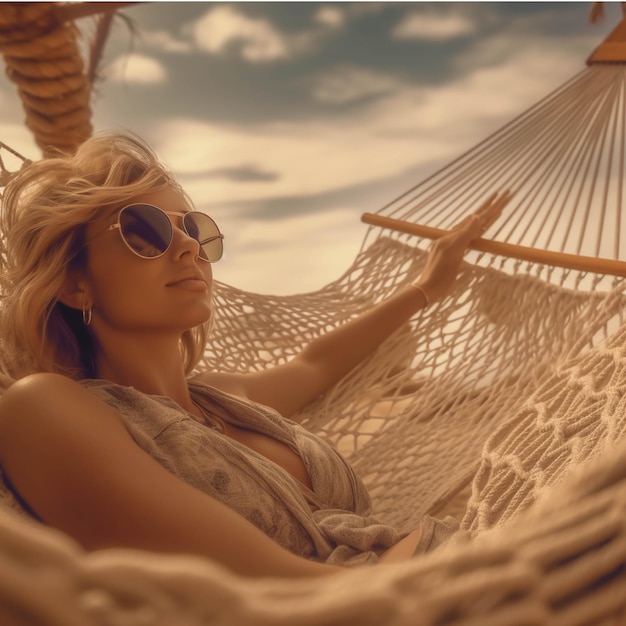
119, 204, 172, 258
184, 213, 224, 262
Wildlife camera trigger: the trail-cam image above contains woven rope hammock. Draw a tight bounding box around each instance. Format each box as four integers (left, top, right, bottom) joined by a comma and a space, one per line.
1, 9, 626, 626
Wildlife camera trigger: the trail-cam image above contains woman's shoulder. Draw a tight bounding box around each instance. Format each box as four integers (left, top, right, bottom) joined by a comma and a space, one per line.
0, 373, 135, 467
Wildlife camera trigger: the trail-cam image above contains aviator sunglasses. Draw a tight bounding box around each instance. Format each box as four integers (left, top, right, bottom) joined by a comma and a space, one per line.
103, 203, 224, 262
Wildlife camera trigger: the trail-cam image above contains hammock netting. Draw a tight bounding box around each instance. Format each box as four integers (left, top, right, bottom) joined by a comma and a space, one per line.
204, 59, 626, 536
1, 8, 626, 626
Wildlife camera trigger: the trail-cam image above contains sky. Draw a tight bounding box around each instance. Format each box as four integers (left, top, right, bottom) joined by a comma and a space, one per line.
0, 1, 620, 294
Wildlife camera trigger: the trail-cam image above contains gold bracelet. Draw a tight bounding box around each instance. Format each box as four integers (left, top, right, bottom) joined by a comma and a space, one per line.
411, 283, 430, 307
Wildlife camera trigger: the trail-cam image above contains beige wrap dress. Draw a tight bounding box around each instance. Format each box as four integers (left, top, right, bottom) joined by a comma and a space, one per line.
82, 378, 458, 566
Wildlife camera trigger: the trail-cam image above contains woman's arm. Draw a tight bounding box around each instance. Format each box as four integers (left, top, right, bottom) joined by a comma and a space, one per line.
0, 373, 341, 578
201, 191, 511, 418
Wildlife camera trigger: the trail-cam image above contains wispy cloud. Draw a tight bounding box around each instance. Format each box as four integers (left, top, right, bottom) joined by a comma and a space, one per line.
188, 5, 344, 63
314, 6, 346, 29
191, 5, 289, 62
201, 164, 279, 183
155, 114, 421, 205
305, 64, 404, 105
154, 35, 586, 210
392, 10, 477, 41
139, 29, 193, 54
452, 28, 598, 75
106, 53, 167, 84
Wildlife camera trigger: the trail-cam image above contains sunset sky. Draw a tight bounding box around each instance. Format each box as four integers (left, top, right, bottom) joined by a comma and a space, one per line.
0, 2, 618, 294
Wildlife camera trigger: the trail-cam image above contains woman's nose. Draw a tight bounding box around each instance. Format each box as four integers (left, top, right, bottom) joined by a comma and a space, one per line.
171, 223, 201, 259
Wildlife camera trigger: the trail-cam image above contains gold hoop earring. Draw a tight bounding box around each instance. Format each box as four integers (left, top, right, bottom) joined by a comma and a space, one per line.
82, 304, 92, 326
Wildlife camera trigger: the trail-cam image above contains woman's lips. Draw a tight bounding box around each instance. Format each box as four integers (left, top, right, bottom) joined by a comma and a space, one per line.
167, 278, 208, 291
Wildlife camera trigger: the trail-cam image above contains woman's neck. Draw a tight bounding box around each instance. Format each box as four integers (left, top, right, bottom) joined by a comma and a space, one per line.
93, 333, 196, 413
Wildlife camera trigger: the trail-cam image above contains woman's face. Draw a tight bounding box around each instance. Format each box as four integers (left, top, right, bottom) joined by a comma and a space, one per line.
82, 185, 214, 337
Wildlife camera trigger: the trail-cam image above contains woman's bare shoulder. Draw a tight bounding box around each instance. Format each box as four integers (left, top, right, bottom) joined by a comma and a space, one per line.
0, 373, 124, 427
0, 372, 131, 461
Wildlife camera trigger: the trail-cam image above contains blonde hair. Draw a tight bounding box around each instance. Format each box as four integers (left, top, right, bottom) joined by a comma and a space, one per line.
0, 132, 210, 380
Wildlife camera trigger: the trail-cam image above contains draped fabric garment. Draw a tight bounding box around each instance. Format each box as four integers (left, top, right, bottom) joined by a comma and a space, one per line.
82, 379, 458, 566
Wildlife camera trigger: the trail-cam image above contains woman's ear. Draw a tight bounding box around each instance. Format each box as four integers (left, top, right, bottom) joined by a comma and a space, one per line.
57, 271, 90, 311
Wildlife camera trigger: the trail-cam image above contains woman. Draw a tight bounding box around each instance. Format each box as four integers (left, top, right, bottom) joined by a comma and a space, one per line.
0, 133, 510, 578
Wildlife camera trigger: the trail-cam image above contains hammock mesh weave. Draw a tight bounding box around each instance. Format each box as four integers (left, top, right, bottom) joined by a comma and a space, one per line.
1, 18, 626, 626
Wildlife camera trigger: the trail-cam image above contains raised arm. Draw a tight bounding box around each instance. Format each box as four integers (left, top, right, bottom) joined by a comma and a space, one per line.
0, 373, 340, 578
214, 191, 511, 418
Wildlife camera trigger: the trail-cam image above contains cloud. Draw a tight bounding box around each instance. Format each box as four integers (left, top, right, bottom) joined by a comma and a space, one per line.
140, 29, 192, 54
191, 5, 290, 62
314, 6, 346, 29
106, 53, 167, 84
305, 64, 404, 105
155, 114, 422, 205
392, 11, 477, 41
200, 164, 279, 183
154, 33, 589, 211
452, 28, 598, 75
189, 5, 344, 63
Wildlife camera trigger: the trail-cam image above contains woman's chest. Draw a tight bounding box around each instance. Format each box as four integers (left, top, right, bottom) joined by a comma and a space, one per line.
222, 421, 313, 491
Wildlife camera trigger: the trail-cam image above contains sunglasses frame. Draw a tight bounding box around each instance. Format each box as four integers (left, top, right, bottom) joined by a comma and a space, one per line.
107, 203, 224, 263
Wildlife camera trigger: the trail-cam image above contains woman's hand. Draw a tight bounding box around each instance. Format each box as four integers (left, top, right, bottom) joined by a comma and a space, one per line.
414, 190, 513, 304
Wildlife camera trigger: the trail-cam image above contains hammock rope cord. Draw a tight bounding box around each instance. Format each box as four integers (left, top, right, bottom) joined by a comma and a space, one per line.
362, 67, 626, 281
1, 10, 626, 625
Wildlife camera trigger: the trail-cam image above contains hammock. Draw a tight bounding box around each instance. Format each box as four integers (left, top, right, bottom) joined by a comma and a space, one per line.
0, 6, 626, 625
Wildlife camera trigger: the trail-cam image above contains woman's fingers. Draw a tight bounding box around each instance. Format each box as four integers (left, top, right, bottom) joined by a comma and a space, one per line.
463, 190, 513, 239
416, 190, 514, 304
475, 191, 510, 223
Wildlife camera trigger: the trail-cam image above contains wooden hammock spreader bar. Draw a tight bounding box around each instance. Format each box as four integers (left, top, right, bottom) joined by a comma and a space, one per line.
361, 213, 626, 277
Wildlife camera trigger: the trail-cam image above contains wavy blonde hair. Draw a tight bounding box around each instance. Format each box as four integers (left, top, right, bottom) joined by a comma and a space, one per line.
0, 132, 210, 381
